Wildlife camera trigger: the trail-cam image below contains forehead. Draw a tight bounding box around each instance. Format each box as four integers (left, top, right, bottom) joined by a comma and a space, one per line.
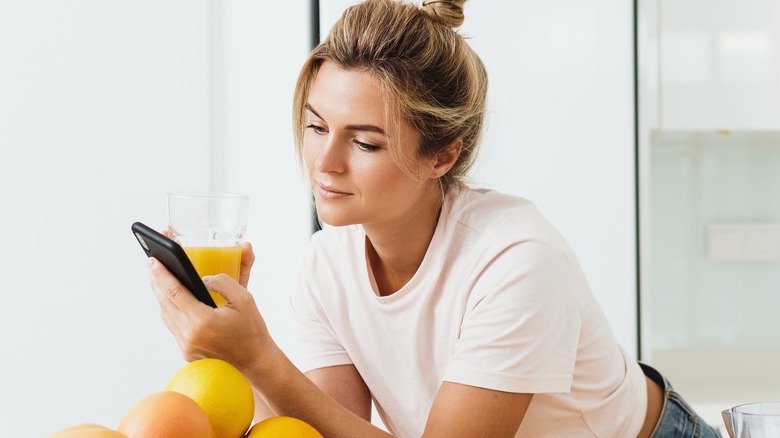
307, 61, 387, 122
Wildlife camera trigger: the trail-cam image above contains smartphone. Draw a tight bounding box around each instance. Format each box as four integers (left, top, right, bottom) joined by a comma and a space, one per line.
131, 221, 217, 308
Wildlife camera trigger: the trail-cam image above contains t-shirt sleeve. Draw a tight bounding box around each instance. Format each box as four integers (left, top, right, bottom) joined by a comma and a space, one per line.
443, 241, 583, 394
289, 241, 353, 373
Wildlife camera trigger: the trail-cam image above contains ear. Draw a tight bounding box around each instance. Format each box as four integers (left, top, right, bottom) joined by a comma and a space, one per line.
428, 138, 463, 179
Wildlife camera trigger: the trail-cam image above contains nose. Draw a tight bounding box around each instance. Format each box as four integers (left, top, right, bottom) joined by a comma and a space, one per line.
315, 134, 347, 174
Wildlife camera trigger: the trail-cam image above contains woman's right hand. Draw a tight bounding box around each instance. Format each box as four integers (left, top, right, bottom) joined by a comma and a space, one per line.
147, 257, 273, 372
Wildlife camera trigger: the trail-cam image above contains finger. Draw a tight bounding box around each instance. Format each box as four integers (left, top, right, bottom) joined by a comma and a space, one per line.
148, 257, 209, 315
203, 273, 252, 308
239, 242, 255, 288
151, 276, 190, 345
151, 275, 186, 323
163, 228, 173, 239
151, 284, 193, 342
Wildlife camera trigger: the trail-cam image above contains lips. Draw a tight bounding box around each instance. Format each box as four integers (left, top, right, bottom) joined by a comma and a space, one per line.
316, 183, 352, 199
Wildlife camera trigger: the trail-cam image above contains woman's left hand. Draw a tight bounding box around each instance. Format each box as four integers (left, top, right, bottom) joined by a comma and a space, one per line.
147, 257, 273, 372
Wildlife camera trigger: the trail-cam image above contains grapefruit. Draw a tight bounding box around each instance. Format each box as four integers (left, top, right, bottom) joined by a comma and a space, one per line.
166, 358, 254, 438
49, 423, 126, 438
117, 391, 212, 438
246, 416, 323, 437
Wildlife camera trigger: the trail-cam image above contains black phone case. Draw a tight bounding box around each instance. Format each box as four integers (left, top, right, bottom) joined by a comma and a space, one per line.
131, 221, 217, 308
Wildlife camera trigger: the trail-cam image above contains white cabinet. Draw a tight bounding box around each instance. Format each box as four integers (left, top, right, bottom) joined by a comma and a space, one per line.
660, 0, 780, 130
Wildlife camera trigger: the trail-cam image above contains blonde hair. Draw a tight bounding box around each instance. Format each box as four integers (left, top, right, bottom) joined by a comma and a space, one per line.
293, 0, 487, 193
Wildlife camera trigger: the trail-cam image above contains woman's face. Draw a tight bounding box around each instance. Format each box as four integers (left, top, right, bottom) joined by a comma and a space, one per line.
303, 61, 436, 227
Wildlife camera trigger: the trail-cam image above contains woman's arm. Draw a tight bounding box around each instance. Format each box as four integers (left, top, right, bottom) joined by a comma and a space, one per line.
148, 262, 529, 437
306, 365, 372, 421
244, 340, 529, 438
247, 346, 391, 437
424, 382, 531, 437
255, 366, 374, 424
252, 388, 276, 422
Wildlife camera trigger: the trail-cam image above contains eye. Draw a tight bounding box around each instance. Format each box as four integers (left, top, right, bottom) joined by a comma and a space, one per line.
306, 124, 327, 135
354, 140, 380, 152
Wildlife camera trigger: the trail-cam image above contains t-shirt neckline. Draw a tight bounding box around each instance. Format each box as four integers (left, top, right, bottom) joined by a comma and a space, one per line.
360, 191, 457, 304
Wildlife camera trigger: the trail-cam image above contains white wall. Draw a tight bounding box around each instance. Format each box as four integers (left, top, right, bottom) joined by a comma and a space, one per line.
0, 1, 311, 436
321, 0, 639, 354
208, 0, 313, 361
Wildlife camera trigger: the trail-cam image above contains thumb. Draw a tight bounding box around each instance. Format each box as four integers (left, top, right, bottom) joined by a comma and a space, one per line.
203, 274, 252, 308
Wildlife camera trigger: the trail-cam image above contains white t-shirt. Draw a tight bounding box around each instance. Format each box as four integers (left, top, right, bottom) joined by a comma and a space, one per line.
291, 188, 647, 437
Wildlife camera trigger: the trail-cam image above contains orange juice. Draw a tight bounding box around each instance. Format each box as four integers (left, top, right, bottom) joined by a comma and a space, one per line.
183, 246, 243, 307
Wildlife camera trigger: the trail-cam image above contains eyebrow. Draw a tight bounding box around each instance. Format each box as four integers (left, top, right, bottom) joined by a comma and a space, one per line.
305, 103, 386, 136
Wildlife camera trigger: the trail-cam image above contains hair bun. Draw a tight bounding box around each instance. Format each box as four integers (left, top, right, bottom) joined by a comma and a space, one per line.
422, 0, 466, 28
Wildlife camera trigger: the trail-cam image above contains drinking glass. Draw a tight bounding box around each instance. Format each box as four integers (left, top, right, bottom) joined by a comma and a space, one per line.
167, 192, 249, 307
722, 402, 780, 438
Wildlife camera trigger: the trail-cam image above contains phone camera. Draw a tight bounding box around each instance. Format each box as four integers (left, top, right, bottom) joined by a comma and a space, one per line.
135, 233, 150, 251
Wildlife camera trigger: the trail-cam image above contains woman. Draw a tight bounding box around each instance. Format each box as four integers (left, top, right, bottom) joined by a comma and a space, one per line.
148, 0, 719, 436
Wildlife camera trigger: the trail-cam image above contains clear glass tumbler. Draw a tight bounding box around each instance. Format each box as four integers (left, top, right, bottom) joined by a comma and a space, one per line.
722, 402, 780, 438
167, 192, 250, 307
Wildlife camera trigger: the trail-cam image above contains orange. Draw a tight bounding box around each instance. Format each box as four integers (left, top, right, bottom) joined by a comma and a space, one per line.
49, 423, 127, 438
245, 416, 323, 437
117, 391, 212, 438
166, 358, 254, 438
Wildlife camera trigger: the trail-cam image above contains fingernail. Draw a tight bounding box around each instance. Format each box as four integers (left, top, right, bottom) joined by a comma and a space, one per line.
147, 258, 155, 268
202, 276, 211, 283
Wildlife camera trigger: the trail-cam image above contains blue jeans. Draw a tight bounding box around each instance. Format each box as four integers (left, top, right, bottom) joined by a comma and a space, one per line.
639, 363, 721, 437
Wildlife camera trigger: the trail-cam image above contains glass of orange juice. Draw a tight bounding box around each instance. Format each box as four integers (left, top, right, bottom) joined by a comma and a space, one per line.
167, 192, 249, 307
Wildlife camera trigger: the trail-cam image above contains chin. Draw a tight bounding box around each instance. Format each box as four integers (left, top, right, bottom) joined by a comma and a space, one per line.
314, 208, 357, 228
316, 216, 355, 228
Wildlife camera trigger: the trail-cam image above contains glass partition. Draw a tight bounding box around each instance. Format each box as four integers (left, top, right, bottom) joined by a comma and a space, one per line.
647, 130, 780, 421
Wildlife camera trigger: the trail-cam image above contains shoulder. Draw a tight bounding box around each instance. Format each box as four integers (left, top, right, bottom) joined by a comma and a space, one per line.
444, 187, 574, 260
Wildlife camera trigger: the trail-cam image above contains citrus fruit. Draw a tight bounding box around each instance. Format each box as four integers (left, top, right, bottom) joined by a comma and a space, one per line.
49, 423, 127, 438
245, 416, 322, 437
117, 391, 212, 438
166, 358, 254, 438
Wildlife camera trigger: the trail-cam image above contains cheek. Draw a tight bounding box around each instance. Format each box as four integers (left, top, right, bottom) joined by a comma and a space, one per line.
357, 160, 415, 196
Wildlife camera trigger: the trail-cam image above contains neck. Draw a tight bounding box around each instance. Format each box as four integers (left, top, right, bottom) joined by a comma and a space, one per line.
364, 187, 443, 296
